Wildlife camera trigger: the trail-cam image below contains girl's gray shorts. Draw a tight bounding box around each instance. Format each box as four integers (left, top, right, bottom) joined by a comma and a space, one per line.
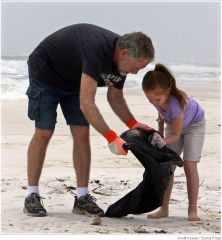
165, 120, 206, 162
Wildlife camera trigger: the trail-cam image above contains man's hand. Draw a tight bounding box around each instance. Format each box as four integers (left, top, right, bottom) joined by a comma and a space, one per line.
108, 137, 127, 155
130, 122, 153, 131
103, 130, 127, 155
126, 118, 153, 131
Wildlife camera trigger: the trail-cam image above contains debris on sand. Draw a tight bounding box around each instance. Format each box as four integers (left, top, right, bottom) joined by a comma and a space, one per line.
91, 216, 102, 225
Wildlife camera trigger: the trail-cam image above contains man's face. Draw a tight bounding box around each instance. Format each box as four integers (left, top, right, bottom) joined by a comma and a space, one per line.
117, 50, 150, 76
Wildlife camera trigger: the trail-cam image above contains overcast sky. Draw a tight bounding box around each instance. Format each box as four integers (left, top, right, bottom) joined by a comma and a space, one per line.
1, 2, 221, 65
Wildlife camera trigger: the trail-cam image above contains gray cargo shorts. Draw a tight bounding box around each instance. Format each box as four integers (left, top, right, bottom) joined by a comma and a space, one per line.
165, 120, 206, 162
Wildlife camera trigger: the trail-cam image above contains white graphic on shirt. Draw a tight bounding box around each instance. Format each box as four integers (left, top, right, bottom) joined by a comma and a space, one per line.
100, 73, 123, 87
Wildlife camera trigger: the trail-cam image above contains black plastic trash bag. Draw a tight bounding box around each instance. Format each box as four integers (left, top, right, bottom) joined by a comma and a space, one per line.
105, 128, 184, 218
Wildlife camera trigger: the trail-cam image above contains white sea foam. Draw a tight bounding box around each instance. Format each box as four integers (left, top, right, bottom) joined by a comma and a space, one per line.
1, 58, 220, 100
1, 58, 29, 99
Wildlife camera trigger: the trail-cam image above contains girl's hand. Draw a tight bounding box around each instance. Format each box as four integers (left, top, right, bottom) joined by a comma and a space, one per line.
151, 132, 166, 149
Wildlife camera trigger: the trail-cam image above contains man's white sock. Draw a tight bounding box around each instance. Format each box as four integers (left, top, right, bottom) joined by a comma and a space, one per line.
26, 186, 39, 197
76, 187, 88, 199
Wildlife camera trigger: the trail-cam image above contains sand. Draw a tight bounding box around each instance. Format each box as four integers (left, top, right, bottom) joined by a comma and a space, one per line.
1, 80, 221, 236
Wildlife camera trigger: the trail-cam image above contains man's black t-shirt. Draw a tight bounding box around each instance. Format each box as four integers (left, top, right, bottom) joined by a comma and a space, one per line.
28, 23, 126, 91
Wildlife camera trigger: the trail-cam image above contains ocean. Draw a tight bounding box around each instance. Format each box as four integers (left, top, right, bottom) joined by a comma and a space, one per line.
1, 57, 221, 100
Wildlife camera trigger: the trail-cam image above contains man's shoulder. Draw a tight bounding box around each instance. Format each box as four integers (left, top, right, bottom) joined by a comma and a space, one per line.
76, 23, 118, 34
60, 23, 119, 36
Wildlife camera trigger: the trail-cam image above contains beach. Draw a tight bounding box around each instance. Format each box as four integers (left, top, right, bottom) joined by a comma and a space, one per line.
1, 80, 221, 235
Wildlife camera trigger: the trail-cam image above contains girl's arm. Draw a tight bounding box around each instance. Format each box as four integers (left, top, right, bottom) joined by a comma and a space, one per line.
164, 112, 184, 145
157, 114, 164, 136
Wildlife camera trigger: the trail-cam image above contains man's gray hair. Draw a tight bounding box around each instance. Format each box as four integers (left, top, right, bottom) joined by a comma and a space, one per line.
117, 32, 155, 60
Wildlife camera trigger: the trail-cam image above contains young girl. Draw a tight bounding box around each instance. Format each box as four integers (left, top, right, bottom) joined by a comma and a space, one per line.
142, 63, 205, 221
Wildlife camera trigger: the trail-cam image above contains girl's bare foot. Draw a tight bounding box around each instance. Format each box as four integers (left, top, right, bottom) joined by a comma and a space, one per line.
147, 207, 169, 219
188, 211, 201, 221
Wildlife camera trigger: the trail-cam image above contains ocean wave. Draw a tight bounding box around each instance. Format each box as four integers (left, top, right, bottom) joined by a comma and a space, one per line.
1, 59, 220, 100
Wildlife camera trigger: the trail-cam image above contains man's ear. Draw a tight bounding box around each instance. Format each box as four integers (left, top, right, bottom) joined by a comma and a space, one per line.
119, 49, 129, 57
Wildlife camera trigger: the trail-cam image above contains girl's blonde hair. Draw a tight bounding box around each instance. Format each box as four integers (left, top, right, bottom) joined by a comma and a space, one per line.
142, 63, 187, 109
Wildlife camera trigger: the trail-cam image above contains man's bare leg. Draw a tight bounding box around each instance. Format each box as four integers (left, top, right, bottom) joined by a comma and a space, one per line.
28, 128, 54, 186
24, 128, 53, 216
70, 125, 104, 216
70, 125, 91, 188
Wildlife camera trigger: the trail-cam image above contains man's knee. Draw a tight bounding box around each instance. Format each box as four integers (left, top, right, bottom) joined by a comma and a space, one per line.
70, 126, 90, 142
34, 128, 54, 142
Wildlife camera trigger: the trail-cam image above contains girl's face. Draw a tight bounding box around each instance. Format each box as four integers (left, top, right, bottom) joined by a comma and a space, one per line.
144, 88, 170, 108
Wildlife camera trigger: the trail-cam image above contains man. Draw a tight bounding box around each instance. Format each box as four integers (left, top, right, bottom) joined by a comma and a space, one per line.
24, 23, 155, 217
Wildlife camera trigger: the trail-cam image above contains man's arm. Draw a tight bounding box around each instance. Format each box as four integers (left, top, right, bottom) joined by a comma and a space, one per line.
107, 86, 153, 131
80, 73, 127, 155
107, 86, 134, 124
80, 73, 110, 134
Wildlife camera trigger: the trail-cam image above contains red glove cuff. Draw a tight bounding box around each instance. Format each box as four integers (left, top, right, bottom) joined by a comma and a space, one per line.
126, 118, 138, 129
103, 130, 118, 144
